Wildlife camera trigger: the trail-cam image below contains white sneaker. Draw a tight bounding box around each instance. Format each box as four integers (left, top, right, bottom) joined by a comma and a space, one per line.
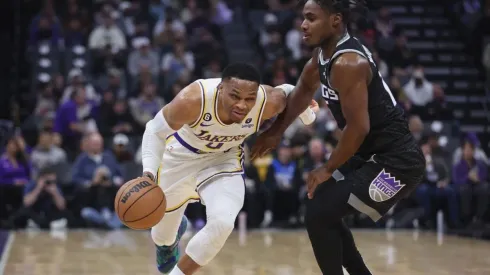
50, 218, 67, 230
27, 219, 40, 229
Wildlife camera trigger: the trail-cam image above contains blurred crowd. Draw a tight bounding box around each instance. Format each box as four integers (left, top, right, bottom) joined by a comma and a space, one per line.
0, 0, 489, 234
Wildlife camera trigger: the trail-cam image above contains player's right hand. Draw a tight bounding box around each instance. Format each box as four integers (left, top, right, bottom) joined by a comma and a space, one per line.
142, 172, 155, 182
250, 130, 282, 160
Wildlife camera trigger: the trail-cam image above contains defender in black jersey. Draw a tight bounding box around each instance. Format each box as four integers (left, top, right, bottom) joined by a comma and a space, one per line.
251, 0, 425, 274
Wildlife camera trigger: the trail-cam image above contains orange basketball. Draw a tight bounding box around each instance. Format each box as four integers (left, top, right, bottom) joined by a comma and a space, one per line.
114, 177, 166, 230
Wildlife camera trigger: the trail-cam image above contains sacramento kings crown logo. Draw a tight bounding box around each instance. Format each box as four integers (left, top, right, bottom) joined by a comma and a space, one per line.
368, 169, 405, 202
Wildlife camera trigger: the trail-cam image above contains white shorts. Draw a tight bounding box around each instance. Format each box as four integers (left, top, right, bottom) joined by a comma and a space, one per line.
156, 133, 245, 213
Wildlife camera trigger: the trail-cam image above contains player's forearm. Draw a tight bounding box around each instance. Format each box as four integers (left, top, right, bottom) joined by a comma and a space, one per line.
269, 86, 315, 134
324, 124, 368, 174
141, 111, 177, 177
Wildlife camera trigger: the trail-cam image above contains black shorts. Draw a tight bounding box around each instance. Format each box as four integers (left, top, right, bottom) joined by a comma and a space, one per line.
330, 152, 424, 222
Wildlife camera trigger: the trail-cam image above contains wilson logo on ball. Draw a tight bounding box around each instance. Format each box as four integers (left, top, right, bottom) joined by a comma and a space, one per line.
121, 181, 152, 203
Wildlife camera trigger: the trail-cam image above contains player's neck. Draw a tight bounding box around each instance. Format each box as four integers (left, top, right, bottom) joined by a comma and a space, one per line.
320, 27, 348, 60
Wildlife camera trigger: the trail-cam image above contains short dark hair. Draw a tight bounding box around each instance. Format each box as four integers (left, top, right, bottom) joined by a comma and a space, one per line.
300, 0, 367, 24
221, 63, 261, 84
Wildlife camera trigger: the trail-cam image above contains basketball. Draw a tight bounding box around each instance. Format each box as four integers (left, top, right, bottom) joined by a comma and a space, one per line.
114, 177, 166, 230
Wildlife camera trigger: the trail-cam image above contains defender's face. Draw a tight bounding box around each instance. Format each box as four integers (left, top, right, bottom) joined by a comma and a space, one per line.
302, 0, 335, 47
220, 78, 258, 123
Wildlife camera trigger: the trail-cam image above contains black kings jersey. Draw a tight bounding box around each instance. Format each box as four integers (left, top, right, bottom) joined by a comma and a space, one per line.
318, 33, 420, 167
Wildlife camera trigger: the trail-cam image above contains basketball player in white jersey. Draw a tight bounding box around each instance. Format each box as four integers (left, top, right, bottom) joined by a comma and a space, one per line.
140, 63, 317, 275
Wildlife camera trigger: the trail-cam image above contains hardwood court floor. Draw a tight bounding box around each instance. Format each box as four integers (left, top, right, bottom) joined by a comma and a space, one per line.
3, 229, 490, 275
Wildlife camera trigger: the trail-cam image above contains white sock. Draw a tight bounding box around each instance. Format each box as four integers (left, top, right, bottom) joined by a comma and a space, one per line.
168, 266, 185, 275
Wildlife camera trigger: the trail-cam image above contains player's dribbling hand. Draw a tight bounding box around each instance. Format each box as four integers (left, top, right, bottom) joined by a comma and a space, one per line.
250, 130, 282, 160
306, 166, 332, 199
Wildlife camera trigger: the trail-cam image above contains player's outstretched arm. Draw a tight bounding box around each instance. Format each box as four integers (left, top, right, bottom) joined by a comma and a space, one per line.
141, 81, 202, 180
260, 84, 318, 128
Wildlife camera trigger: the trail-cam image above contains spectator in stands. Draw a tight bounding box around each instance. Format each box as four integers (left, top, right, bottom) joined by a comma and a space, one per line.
202, 59, 222, 79
4, 167, 68, 229
61, 68, 98, 104
286, 17, 303, 61
240, 145, 270, 228
129, 17, 151, 45
0, 134, 31, 225
416, 141, 459, 228
263, 56, 296, 86
303, 138, 328, 172
149, 0, 169, 22
64, 0, 91, 35
210, 0, 233, 25
389, 76, 407, 104
96, 68, 127, 99
88, 11, 127, 74
263, 30, 291, 68
426, 85, 452, 121
390, 32, 415, 78
0, 135, 31, 185
408, 115, 424, 143
453, 138, 489, 227
29, 4, 63, 47
189, 28, 223, 75
54, 87, 98, 156
64, 17, 86, 47
129, 82, 165, 134
153, 13, 186, 48
375, 7, 397, 55
453, 133, 489, 165
403, 66, 436, 116
160, 41, 195, 89
111, 134, 133, 164
259, 13, 278, 48
426, 131, 451, 162
34, 81, 57, 119
31, 130, 67, 172
72, 132, 123, 186
89, 11, 127, 53
99, 99, 137, 138
128, 37, 159, 81
264, 141, 302, 227
71, 132, 123, 229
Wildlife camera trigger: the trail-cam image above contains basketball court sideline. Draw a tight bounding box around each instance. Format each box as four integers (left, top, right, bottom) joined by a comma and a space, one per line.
1, 228, 490, 275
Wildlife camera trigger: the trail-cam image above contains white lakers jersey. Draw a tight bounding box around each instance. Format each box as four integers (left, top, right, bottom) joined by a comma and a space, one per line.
172, 78, 267, 153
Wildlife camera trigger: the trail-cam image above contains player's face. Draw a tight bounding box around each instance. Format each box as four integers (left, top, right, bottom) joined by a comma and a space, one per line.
302, 0, 336, 47
220, 78, 258, 123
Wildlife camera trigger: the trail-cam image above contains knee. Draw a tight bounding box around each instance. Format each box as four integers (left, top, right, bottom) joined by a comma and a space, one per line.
207, 215, 235, 240
305, 201, 336, 230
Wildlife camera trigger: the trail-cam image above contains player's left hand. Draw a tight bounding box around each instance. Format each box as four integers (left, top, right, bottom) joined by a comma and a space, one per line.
306, 166, 332, 199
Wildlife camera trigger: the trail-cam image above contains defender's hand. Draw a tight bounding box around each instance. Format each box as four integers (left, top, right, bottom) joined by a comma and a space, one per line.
306, 166, 332, 199
250, 130, 282, 160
